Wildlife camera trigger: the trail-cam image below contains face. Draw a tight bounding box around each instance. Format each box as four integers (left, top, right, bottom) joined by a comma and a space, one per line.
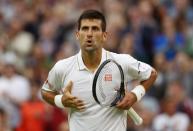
76, 19, 107, 52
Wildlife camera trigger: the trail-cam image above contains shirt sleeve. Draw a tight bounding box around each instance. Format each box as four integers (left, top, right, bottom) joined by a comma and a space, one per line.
125, 55, 152, 81
42, 62, 64, 92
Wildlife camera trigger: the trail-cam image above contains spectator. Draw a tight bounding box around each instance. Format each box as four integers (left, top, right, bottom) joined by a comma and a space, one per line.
153, 95, 190, 131
0, 107, 11, 131
0, 53, 30, 129
16, 81, 47, 131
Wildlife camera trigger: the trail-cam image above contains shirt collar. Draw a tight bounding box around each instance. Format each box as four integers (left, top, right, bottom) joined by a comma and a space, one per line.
77, 48, 109, 71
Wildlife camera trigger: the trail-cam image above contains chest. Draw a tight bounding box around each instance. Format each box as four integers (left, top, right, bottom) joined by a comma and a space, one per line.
63, 68, 95, 104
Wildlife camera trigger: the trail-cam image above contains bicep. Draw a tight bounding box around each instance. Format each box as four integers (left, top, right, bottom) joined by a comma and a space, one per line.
135, 61, 152, 80
123, 55, 152, 81
41, 62, 65, 105
42, 63, 64, 92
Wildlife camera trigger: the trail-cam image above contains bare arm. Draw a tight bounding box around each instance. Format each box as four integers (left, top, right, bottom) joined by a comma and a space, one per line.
140, 68, 157, 91
41, 81, 85, 111
116, 68, 158, 109
41, 89, 58, 106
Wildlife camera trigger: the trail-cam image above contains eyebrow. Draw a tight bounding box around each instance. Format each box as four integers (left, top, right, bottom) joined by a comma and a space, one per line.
81, 26, 89, 29
81, 25, 100, 30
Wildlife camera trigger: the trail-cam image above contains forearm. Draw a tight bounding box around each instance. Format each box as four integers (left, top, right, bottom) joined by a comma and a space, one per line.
131, 68, 157, 102
41, 89, 58, 106
41, 88, 85, 110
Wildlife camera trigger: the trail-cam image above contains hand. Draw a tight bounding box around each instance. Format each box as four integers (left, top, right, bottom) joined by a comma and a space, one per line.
62, 81, 85, 111
116, 91, 137, 110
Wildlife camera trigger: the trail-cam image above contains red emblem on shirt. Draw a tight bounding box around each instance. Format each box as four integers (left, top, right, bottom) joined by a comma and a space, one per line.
104, 74, 112, 81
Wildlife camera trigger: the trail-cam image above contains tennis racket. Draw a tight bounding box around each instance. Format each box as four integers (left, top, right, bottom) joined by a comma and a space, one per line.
92, 59, 143, 125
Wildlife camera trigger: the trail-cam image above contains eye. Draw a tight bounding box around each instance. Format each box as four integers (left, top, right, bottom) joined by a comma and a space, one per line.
92, 26, 100, 31
81, 26, 89, 31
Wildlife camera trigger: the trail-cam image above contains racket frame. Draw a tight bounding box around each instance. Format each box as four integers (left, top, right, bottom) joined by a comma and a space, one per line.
92, 59, 125, 106
92, 59, 143, 125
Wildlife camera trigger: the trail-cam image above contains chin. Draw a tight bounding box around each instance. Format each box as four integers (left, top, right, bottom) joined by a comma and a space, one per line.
85, 48, 95, 52
84, 46, 96, 52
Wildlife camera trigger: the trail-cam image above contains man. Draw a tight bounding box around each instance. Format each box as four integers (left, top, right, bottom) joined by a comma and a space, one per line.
153, 95, 190, 131
41, 9, 157, 131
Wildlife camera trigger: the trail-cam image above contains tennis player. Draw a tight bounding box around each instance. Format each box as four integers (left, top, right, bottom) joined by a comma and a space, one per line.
41, 9, 157, 131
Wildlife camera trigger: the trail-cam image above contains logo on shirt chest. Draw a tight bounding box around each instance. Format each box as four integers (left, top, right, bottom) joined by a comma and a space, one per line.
104, 74, 112, 81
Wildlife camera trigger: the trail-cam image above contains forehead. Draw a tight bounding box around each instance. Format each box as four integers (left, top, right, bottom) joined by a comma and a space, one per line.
80, 19, 102, 27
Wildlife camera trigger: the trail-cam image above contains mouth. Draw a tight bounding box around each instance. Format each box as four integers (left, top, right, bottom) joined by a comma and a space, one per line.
85, 40, 93, 46
84, 40, 95, 50
86, 40, 92, 43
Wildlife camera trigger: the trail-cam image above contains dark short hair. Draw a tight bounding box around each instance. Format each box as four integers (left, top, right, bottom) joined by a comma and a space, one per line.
77, 9, 106, 32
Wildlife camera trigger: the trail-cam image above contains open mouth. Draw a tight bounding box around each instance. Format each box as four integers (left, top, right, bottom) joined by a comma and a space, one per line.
86, 40, 93, 46
87, 40, 92, 43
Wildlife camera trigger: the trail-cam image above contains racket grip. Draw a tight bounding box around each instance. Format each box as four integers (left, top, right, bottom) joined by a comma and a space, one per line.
127, 107, 143, 125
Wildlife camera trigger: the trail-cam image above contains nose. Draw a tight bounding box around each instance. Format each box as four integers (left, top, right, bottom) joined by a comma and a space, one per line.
87, 29, 93, 37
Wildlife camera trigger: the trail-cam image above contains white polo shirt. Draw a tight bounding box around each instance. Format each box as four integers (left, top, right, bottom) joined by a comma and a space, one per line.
42, 48, 152, 131
153, 113, 190, 131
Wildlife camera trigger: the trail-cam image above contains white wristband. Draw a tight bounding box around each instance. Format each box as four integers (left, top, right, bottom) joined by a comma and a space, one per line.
131, 85, 146, 102
54, 95, 65, 108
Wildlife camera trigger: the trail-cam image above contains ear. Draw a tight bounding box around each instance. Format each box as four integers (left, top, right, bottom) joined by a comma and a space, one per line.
75, 31, 79, 40
102, 32, 108, 41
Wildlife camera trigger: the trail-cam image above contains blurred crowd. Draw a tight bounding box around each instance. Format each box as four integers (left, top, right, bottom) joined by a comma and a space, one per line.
0, 0, 193, 131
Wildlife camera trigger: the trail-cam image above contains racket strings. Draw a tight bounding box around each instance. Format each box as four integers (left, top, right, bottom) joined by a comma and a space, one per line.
98, 70, 106, 101
97, 64, 112, 101
96, 62, 122, 106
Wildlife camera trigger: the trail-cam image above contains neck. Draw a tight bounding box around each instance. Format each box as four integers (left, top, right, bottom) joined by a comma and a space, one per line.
82, 49, 102, 72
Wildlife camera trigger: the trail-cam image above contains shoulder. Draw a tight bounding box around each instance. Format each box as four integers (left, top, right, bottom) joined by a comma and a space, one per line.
14, 75, 30, 84
108, 51, 137, 64
50, 55, 77, 74
175, 112, 190, 120
55, 55, 76, 68
154, 113, 169, 122
56, 55, 76, 67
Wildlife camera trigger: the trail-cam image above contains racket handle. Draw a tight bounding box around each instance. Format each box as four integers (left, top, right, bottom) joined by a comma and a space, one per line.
127, 107, 143, 125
